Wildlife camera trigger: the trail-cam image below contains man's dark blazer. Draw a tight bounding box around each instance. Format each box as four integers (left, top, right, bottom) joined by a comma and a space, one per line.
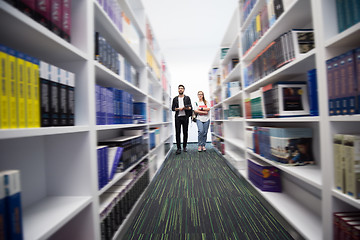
172, 95, 192, 118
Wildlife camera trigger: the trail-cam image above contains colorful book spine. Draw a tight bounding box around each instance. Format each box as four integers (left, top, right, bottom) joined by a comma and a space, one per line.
32, 57, 40, 127
3, 170, 23, 240
25, 55, 34, 128
50, 0, 63, 37
7, 48, 17, 129
66, 71, 75, 126
0, 45, 9, 129
16, 52, 27, 129
61, 0, 71, 42
35, 0, 51, 28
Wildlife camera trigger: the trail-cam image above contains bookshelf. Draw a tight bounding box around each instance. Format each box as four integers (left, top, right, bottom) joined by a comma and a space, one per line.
0, 0, 172, 239
209, 0, 360, 239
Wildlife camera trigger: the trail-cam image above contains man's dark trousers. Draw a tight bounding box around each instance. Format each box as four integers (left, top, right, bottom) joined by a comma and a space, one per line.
175, 116, 189, 150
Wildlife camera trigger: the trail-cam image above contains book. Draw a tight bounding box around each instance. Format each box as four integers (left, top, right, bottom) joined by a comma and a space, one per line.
58, 68, 67, 126
25, 55, 34, 128
32, 57, 40, 128
40, 61, 51, 127
50, 0, 63, 37
334, 134, 345, 193
326, 58, 335, 115
7, 47, 17, 129
343, 134, 360, 199
344, 50, 357, 115
49, 64, 59, 126
34, 0, 51, 28
355, 48, 360, 114
18, 0, 36, 18
0, 44, 9, 129
3, 170, 23, 240
0, 172, 6, 239
107, 147, 124, 181
16, 52, 27, 129
334, 212, 360, 239
248, 158, 282, 192
307, 69, 318, 116
61, 0, 71, 42
290, 29, 315, 58
66, 71, 75, 126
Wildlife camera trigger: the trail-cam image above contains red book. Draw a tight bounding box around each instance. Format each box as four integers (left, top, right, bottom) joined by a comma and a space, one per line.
35, 0, 51, 28
50, 0, 62, 37
62, 0, 71, 42
18, 0, 36, 17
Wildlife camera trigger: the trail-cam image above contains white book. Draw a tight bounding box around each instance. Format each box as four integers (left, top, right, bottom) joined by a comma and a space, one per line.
344, 135, 360, 199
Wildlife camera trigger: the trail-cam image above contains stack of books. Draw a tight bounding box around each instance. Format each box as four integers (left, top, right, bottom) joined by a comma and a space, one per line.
248, 158, 282, 192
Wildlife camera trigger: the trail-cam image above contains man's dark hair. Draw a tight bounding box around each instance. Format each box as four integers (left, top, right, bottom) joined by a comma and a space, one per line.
178, 84, 185, 89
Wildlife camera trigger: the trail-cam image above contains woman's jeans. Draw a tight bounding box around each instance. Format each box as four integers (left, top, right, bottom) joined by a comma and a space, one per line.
196, 119, 210, 146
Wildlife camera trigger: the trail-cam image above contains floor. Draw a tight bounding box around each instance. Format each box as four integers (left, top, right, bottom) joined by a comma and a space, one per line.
121, 144, 298, 240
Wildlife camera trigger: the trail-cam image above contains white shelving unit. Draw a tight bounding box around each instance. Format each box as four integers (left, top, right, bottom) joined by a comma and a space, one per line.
0, 0, 173, 239
209, 0, 360, 239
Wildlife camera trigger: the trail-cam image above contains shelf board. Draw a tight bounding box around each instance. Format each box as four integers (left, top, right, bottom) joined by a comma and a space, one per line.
94, 2, 145, 68
223, 90, 243, 103
332, 189, 360, 209
23, 196, 92, 240
222, 63, 241, 84
0, 2, 87, 63
247, 151, 322, 190
325, 22, 360, 49
224, 137, 246, 150
94, 62, 146, 98
211, 132, 224, 139
148, 122, 171, 126
242, 0, 312, 62
244, 49, 316, 92
330, 115, 360, 122
223, 117, 244, 122
118, 0, 145, 38
0, 126, 90, 140
246, 116, 320, 122
249, 184, 322, 240
96, 123, 147, 131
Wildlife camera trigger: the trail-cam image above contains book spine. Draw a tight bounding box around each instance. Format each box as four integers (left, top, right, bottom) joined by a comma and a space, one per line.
49, 64, 59, 126
333, 57, 341, 115
355, 48, 360, 114
345, 50, 357, 115
339, 54, 348, 115
58, 68, 67, 126
307, 69, 319, 116
35, 0, 51, 28
50, 0, 63, 37
39, 61, 50, 127
67, 71, 75, 126
4, 170, 23, 240
344, 135, 360, 199
25, 55, 34, 128
334, 134, 345, 192
16, 52, 27, 128
7, 48, 17, 129
0, 45, 9, 129
61, 0, 71, 42
32, 57, 40, 127
17, 0, 36, 18
0, 172, 6, 240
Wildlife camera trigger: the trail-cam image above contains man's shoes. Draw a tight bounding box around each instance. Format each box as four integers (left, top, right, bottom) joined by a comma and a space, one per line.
183, 148, 187, 152
176, 149, 181, 155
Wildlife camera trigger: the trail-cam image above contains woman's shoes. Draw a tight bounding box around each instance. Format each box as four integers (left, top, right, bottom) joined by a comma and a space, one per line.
202, 146, 206, 151
198, 146, 202, 152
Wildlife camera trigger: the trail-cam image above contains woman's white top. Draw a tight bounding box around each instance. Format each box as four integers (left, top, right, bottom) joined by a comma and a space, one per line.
194, 101, 210, 122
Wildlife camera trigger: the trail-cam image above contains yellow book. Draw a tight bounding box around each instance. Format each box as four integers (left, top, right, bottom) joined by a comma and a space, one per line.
256, 14, 261, 35
16, 52, 26, 128
25, 55, 33, 128
32, 58, 40, 128
0, 45, 8, 129
7, 48, 17, 128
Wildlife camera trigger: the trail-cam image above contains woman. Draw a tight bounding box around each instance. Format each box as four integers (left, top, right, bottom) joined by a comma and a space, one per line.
194, 91, 210, 152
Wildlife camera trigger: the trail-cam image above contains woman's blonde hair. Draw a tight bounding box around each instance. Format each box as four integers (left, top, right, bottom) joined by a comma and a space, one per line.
198, 91, 207, 105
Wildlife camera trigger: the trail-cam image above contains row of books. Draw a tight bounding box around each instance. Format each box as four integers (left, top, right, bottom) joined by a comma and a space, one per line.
5, 0, 72, 42
224, 81, 241, 99
211, 122, 223, 137
95, 32, 139, 88
239, 0, 257, 24
146, 49, 161, 80
336, 0, 360, 33
241, 0, 293, 55
327, 48, 360, 116
149, 128, 160, 150
213, 107, 223, 120
0, 44, 75, 129
246, 126, 314, 166
248, 158, 282, 192
100, 164, 149, 240
0, 170, 23, 240
96, 0, 141, 55
96, 85, 146, 125
222, 58, 239, 80
334, 212, 360, 240
243, 29, 315, 88
212, 135, 225, 155
224, 104, 243, 119
334, 134, 360, 200
97, 133, 148, 190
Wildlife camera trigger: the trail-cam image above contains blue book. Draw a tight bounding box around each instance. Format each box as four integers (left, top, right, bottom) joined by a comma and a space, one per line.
95, 85, 101, 125
326, 58, 335, 115
107, 147, 124, 181
344, 50, 357, 115
3, 170, 23, 240
355, 48, 360, 114
105, 88, 114, 125
0, 172, 7, 239
307, 69, 319, 116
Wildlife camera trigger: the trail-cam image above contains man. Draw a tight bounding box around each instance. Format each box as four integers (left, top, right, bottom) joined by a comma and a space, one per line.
172, 85, 192, 154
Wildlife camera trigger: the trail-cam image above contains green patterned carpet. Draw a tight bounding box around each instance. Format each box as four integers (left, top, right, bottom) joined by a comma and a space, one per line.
123, 144, 295, 240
